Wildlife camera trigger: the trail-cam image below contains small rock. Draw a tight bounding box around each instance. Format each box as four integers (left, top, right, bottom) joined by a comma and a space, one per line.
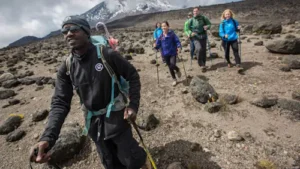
214, 129, 221, 138
32, 110, 49, 122
209, 53, 219, 58
136, 113, 159, 131
33, 133, 39, 140
254, 41, 264, 46
124, 54, 133, 60
0, 72, 15, 83
167, 162, 184, 169
0, 90, 16, 100
220, 94, 238, 105
277, 99, 300, 113
244, 132, 252, 138
150, 59, 157, 65
280, 65, 291, 72
292, 90, 300, 101
6, 130, 26, 142
210, 41, 217, 48
0, 116, 23, 135
251, 95, 278, 108
190, 143, 200, 152
2, 104, 10, 108
35, 86, 44, 91
204, 102, 222, 113
227, 131, 244, 141
2, 79, 21, 88
181, 88, 188, 94
9, 99, 21, 105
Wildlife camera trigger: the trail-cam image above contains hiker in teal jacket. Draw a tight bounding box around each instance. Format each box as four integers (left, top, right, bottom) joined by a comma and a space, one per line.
153, 22, 163, 40
184, 12, 195, 65
153, 22, 165, 63
219, 9, 241, 68
188, 7, 211, 72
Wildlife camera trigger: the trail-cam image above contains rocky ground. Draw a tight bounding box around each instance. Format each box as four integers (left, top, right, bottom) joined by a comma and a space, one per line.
1, 3, 300, 169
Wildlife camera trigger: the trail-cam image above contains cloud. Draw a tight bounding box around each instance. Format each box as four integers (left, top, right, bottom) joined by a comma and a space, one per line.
0, 0, 104, 48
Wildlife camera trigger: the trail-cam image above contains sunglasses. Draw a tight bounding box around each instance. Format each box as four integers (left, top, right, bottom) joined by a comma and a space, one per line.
61, 26, 81, 35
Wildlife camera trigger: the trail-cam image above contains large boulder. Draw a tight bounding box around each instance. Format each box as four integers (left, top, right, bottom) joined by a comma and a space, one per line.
265, 38, 300, 54
252, 22, 282, 34
189, 77, 218, 104
49, 123, 86, 163
0, 116, 23, 135
0, 90, 16, 100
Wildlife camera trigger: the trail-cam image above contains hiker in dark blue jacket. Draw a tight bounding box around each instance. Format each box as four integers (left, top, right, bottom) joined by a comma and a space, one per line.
154, 21, 182, 86
219, 9, 242, 68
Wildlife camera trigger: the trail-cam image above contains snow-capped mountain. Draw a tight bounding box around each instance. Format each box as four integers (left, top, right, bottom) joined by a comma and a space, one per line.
80, 0, 182, 25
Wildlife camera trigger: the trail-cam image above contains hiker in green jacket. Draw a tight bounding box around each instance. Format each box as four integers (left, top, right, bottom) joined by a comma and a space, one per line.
184, 12, 195, 70
188, 7, 211, 72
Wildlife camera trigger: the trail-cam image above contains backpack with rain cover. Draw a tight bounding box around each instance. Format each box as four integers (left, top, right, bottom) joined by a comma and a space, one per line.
65, 22, 129, 135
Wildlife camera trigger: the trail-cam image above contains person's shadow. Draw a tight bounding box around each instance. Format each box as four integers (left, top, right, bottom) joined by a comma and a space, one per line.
150, 139, 222, 169
208, 61, 263, 75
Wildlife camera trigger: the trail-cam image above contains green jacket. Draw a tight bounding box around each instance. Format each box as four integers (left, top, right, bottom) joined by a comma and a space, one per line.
188, 14, 211, 36
184, 19, 192, 36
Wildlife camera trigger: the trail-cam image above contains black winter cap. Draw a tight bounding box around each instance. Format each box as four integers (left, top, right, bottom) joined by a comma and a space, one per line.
62, 16, 91, 36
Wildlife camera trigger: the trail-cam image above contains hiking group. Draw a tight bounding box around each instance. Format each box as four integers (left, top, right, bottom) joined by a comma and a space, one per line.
29, 7, 242, 169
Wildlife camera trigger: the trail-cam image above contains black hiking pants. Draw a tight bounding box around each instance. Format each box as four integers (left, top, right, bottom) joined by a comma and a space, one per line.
222, 40, 241, 65
88, 111, 146, 169
164, 55, 180, 80
192, 37, 207, 67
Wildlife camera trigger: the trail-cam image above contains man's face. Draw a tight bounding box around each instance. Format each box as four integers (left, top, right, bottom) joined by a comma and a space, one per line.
61, 24, 89, 50
193, 8, 199, 17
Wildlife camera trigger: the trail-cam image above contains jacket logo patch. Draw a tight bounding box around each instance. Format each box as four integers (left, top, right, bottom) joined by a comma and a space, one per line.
95, 63, 103, 71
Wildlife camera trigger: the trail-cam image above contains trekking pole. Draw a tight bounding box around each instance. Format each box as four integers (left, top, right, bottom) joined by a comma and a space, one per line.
130, 120, 158, 169
155, 51, 160, 85
238, 31, 242, 60
206, 32, 213, 67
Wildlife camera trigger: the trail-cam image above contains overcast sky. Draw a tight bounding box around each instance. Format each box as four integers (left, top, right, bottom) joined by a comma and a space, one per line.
0, 0, 238, 48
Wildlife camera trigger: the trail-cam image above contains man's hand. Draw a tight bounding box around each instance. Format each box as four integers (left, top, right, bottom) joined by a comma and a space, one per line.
29, 141, 51, 163
225, 34, 228, 39
153, 43, 156, 48
204, 25, 209, 30
124, 108, 137, 122
237, 25, 241, 30
191, 32, 196, 37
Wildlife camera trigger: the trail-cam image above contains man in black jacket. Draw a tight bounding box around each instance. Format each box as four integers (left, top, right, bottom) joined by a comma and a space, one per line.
29, 16, 149, 169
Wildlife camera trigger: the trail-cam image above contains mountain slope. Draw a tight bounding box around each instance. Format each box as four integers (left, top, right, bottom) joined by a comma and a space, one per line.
8, 36, 41, 47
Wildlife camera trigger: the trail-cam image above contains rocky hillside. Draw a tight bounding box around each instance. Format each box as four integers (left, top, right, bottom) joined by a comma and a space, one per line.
1, 0, 300, 169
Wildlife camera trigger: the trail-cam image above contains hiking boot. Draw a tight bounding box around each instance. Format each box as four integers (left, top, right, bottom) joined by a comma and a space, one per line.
236, 64, 241, 68
172, 80, 177, 86
201, 66, 207, 73
176, 70, 182, 78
